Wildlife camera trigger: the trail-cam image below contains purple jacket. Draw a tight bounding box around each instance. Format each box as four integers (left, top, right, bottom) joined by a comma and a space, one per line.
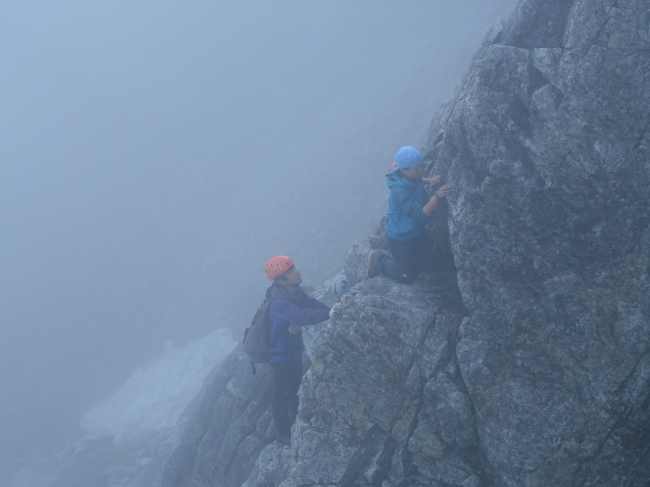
266, 283, 330, 364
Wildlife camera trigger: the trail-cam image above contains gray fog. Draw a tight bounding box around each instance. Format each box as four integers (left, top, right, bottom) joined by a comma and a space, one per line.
0, 0, 516, 481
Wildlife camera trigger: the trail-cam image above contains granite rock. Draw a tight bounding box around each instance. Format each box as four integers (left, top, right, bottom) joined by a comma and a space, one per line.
423, 0, 650, 484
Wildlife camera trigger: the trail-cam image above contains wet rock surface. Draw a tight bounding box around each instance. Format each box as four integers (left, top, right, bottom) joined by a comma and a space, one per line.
423, 0, 650, 484
162, 1, 650, 486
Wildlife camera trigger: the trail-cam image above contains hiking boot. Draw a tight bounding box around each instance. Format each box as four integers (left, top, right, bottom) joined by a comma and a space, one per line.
367, 250, 383, 279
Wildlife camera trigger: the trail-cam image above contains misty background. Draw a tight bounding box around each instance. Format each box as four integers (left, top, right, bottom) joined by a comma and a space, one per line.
0, 0, 516, 481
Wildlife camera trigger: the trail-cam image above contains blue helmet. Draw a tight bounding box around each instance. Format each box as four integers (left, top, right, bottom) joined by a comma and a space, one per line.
395, 146, 423, 169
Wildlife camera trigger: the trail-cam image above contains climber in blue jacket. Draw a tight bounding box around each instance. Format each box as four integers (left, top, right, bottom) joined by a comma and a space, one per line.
367, 146, 451, 284
264, 256, 331, 445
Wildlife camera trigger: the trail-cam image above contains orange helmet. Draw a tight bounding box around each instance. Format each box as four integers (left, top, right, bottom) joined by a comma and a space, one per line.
265, 256, 294, 281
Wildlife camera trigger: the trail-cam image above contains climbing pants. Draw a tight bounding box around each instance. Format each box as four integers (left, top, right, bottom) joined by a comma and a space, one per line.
270, 359, 303, 439
380, 232, 435, 285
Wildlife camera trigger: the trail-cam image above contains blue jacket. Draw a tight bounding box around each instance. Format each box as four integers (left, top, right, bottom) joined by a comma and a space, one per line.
385, 170, 429, 241
266, 283, 331, 364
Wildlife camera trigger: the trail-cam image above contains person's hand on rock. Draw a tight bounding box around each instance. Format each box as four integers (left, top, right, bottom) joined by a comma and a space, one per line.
436, 185, 452, 198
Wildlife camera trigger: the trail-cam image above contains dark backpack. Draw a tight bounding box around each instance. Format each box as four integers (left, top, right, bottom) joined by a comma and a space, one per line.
243, 300, 273, 373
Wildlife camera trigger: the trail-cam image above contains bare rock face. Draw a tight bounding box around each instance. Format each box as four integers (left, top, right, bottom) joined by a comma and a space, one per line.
276, 272, 469, 485
163, 1, 650, 486
423, 0, 650, 485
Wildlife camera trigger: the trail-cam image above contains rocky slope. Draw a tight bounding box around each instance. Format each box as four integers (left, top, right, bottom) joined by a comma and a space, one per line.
161, 252, 469, 487
161, 0, 650, 486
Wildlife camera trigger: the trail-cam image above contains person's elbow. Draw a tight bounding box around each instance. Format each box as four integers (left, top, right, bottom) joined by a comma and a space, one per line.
420, 200, 436, 216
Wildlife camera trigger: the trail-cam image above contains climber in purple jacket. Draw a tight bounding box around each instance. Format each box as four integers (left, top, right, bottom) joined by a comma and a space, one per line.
264, 256, 331, 445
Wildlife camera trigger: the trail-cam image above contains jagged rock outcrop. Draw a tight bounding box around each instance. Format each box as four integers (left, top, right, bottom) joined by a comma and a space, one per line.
257, 274, 472, 487
421, 0, 650, 484
163, 246, 469, 487
160, 349, 276, 487
162, 1, 650, 486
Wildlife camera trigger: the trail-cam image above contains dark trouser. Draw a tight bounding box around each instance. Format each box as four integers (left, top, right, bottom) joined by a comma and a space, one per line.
270, 360, 303, 438
380, 232, 435, 284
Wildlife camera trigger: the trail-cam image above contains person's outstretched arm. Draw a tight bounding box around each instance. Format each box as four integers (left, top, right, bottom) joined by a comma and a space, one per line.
272, 300, 330, 326
422, 184, 451, 216
303, 294, 331, 311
